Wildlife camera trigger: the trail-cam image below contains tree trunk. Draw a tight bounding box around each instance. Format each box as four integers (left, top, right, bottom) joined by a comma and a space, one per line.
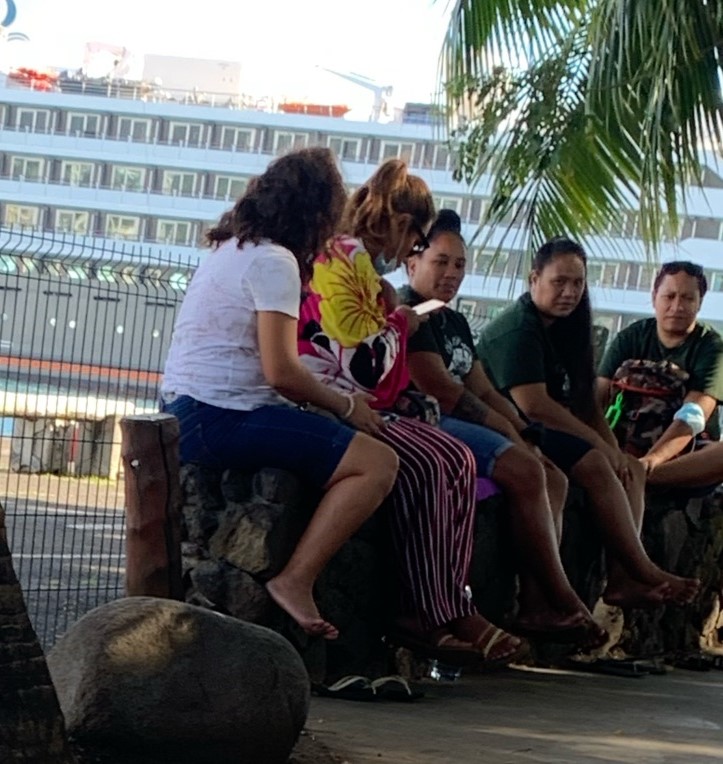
0, 503, 76, 763
121, 414, 183, 600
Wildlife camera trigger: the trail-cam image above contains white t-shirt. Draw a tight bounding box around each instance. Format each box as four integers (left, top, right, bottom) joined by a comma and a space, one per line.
161, 237, 301, 411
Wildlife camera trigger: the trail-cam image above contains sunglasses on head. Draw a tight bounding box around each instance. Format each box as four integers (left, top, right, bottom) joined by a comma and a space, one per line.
408, 220, 430, 256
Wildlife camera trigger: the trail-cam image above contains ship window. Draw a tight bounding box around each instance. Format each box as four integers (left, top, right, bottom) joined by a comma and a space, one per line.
56, 209, 90, 235
157, 219, 193, 245
67, 266, 88, 280
106, 214, 141, 240
433, 145, 451, 171
274, 131, 308, 154
110, 165, 146, 191
95, 266, 116, 283
220, 127, 254, 151
4, 204, 39, 227
214, 175, 248, 200
118, 117, 151, 141
693, 217, 721, 240
162, 170, 197, 196
169, 122, 203, 147
381, 141, 414, 163
16, 108, 50, 132
169, 272, 189, 291
67, 112, 101, 137
327, 137, 360, 161
61, 161, 95, 187
10, 156, 44, 181
432, 196, 462, 214
0, 256, 17, 273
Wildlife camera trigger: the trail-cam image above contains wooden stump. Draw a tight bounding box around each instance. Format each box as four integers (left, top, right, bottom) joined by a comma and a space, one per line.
121, 414, 183, 600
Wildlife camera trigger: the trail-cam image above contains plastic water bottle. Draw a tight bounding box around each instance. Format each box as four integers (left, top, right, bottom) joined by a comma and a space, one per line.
427, 659, 462, 682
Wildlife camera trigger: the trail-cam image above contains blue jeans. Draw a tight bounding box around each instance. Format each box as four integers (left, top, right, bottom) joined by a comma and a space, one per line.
439, 415, 513, 478
161, 395, 356, 488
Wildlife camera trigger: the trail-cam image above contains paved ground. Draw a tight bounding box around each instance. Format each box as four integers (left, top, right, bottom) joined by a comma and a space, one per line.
306, 664, 723, 763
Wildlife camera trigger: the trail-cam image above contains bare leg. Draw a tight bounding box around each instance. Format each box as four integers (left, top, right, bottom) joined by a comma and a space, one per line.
647, 442, 723, 487
492, 447, 593, 629
266, 433, 397, 639
570, 450, 699, 607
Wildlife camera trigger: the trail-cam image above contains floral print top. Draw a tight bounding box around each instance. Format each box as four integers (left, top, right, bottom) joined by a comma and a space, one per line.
298, 235, 410, 410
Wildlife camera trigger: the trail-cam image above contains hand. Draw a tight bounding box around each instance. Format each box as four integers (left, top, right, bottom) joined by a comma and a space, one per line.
601, 443, 634, 488
639, 453, 663, 478
393, 304, 424, 336
346, 392, 386, 436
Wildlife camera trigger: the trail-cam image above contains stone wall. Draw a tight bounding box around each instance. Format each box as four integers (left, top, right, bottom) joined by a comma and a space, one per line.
179, 464, 723, 680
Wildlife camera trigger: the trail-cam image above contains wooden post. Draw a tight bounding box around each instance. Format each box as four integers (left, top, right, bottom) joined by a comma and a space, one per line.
121, 413, 183, 600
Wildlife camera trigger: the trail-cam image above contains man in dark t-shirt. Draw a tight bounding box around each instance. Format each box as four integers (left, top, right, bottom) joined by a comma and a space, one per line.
597, 261, 723, 488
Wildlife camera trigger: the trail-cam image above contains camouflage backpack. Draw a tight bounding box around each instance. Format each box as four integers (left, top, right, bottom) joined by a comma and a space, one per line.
605, 359, 690, 457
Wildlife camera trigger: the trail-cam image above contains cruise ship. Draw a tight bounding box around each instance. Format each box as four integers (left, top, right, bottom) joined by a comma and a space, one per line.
1, 57, 723, 388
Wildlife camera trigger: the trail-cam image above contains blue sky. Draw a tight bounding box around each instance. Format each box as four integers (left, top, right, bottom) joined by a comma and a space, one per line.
1, 0, 453, 108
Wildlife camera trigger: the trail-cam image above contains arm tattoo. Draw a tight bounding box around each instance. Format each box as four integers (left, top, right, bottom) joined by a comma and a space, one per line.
451, 389, 490, 426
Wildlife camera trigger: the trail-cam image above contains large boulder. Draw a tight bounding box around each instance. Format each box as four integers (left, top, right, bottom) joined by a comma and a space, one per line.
47, 597, 309, 764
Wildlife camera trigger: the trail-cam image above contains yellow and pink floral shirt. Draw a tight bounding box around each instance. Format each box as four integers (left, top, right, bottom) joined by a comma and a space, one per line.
298, 235, 410, 410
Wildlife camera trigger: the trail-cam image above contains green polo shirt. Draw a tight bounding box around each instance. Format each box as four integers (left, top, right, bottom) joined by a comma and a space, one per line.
477, 292, 571, 406
599, 317, 723, 440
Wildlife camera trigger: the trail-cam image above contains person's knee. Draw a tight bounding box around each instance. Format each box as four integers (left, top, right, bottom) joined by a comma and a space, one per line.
494, 446, 545, 494
572, 448, 610, 484
362, 440, 399, 495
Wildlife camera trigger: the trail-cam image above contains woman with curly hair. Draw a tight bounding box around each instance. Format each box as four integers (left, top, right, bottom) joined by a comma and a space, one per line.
297, 159, 526, 664
160, 148, 398, 639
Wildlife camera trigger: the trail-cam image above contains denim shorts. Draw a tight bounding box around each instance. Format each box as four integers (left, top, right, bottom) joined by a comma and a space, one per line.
160, 395, 356, 488
439, 415, 514, 478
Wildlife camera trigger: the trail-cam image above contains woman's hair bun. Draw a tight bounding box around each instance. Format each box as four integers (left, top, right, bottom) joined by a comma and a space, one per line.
429, 208, 462, 239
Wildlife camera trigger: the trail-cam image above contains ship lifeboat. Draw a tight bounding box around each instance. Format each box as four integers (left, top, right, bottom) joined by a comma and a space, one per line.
278, 103, 350, 118
8, 67, 59, 91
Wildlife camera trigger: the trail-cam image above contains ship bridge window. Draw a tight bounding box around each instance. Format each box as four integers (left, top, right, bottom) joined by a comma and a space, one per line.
157, 219, 193, 245
327, 137, 360, 161
110, 165, 146, 192
10, 156, 45, 182
117, 117, 151, 142
381, 141, 414, 164
56, 209, 91, 235
274, 131, 309, 155
61, 161, 95, 187
106, 214, 141, 240
710, 273, 723, 293
433, 145, 452, 171
67, 112, 101, 137
214, 175, 248, 200
162, 171, 197, 196
169, 122, 204, 147
4, 204, 39, 228
16, 108, 50, 132
220, 127, 255, 151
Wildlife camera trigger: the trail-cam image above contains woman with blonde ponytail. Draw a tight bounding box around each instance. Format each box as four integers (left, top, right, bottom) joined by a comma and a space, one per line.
297, 159, 526, 665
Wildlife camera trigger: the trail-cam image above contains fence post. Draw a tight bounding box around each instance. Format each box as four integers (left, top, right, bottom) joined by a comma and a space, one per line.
121, 413, 183, 600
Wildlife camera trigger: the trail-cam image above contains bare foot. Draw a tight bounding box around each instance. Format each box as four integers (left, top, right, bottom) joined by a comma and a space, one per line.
266, 577, 338, 639
605, 572, 700, 608
603, 580, 671, 608
450, 614, 524, 662
512, 609, 607, 648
